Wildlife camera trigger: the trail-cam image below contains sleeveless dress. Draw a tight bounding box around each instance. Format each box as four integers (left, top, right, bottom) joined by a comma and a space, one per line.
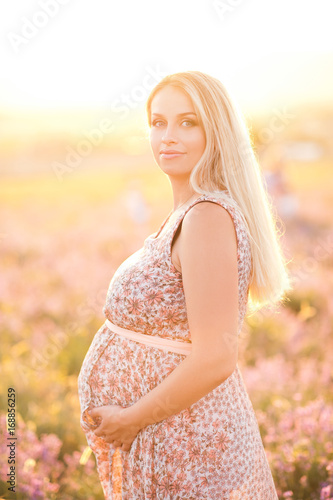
78, 192, 279, 500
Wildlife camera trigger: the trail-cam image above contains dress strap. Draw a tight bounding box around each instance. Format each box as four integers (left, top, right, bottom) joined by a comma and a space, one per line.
154, 209, 173, 239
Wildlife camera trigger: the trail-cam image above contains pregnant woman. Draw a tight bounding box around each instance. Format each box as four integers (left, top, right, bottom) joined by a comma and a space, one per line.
78, 70, 291, 499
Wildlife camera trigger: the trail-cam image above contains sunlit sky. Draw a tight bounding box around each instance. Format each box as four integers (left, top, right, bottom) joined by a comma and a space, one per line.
0, 0, 332, 120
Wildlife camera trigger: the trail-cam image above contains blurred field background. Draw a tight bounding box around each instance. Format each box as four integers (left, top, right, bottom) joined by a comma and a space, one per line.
1, 0, 333, 499
1, 103, 333, 499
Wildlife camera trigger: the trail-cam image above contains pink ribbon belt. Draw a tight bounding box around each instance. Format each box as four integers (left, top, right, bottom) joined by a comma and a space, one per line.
105, 318, 192, 356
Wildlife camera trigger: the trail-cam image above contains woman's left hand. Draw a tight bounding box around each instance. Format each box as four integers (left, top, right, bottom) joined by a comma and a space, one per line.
90, 405, 141, 452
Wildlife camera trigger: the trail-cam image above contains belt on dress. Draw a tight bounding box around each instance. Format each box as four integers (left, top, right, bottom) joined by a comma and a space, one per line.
104, 318, 192, 356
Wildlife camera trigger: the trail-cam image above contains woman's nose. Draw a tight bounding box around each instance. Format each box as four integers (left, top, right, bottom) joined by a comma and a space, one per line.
162, 128, 177, 143
162, 136, 176, 145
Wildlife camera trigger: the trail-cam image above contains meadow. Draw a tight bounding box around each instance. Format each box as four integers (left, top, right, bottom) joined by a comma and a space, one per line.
0, 158, 332, 499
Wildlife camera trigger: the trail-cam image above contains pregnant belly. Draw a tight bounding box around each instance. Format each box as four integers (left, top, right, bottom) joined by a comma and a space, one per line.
78, 324, 187, 432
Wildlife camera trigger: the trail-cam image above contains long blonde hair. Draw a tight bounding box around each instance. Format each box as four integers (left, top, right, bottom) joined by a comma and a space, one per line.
145, 70, 292, 314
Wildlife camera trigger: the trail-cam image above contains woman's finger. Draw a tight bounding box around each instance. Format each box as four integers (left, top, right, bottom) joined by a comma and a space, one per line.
89, 407, 100, 418
112, 440, 122, 448
121, 443, 131, 452
94, 423, 105, 437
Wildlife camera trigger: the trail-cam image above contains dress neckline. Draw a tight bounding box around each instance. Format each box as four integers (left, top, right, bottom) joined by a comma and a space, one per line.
152, 210, 174, 240
150, 194, 207, 240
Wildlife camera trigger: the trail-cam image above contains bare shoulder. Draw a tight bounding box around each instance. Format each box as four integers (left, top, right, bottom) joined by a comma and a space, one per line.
181, 200, 237, 245
171, 201, 238, 274
176, 200, 239, 360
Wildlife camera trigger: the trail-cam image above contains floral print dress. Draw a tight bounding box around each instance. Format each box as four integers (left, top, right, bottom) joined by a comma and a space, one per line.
78, 192, 279, 499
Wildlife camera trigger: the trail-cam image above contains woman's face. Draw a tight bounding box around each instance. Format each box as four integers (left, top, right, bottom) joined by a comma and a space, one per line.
149, 86, 206, 180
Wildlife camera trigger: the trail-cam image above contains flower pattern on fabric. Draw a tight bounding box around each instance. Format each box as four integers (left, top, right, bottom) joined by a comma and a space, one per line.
78, 192, 279, 499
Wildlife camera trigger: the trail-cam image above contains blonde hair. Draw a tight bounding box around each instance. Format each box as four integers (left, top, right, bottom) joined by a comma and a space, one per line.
145, 70, 292, 314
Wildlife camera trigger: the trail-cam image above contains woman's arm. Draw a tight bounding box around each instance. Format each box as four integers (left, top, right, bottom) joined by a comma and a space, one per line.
124, 201, 239, 431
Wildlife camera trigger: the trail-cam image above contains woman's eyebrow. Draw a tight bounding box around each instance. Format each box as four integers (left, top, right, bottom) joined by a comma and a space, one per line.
151, 112, 197, 117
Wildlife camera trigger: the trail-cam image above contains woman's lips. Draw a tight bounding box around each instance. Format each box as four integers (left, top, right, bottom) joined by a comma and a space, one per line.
160, 152, 185, 159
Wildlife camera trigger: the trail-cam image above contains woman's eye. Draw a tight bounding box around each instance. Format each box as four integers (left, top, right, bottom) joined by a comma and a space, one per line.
182, 120, 194, 126
152, 120, 195, 127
